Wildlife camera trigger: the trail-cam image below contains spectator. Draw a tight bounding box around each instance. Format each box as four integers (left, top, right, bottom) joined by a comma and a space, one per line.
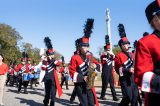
0, 54, 9, 106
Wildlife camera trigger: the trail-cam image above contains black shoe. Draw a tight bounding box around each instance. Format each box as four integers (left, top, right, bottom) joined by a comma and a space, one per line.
17, 90, 20, 94
100, 96, 107, 100
113, 97, 119, 101
70, 99, 74, 104
43, 100, 49, 106
24, 92, 28, 94
24, 90, 28, 94
139, 100, 142, 106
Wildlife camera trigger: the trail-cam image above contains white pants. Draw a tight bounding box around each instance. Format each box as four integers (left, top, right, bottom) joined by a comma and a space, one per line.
0, 74, 6, 104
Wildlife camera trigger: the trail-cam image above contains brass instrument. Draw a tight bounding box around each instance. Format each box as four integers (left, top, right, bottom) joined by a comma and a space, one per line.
86, 52, 98, 90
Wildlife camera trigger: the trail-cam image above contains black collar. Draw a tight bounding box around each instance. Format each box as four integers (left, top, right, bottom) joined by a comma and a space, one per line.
153, 30, 160, 37
79, 53, 86, 61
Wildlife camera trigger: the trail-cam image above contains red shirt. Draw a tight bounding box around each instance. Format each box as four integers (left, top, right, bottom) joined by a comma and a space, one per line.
0, 63, 9, 75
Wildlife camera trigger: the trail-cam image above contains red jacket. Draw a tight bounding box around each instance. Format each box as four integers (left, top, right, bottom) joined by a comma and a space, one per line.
41, 59, 62, 97
69, 53, 100, 106
69, 54, 86, 83
134, 33, 160, 92
16, 64, 29, 73
41, 60, 60, 71
100, 53, 114, 68
26, 63, 33, 72
114, 51, 133, 76
69, 53, 100, 82
0, 63, 9, 75
101, 54, 108, 66
59, 67, 65, 73
8, 68, 15, 75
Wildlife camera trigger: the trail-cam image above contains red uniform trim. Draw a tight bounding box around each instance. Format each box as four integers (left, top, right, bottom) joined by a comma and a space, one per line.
91, 87, 99, 106
54, 70, 63, 97
59, 67, 65, 73
150, 74, 155, 92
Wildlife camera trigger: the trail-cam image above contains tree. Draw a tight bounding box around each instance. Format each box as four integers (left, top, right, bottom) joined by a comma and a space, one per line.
112, 45, 121, 55
97, 45, 121, 57
22, 42, 41, 64
0, 23, 22, 64
22, 42, 63, 64
97, 46, 104, 56
0, 23, 63, 65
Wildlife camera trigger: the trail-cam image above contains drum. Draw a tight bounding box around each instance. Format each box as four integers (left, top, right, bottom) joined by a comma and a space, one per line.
34, 73, 40, 79
23, 73, 29, 81
28, 73, 34, 79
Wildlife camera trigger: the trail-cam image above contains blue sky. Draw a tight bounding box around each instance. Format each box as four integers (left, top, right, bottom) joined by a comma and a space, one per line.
0, 0, 153, 62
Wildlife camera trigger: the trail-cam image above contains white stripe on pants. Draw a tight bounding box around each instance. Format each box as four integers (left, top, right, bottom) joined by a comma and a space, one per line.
0, 74, 6, 104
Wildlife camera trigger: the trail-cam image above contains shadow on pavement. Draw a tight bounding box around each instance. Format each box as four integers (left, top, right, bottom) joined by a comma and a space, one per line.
7, 88, 18, 93
56, 98, 79, 106
28, 90, 44, 97
7, 88, 45, 97
15, 97, 43, 106
99, 100, 119, 106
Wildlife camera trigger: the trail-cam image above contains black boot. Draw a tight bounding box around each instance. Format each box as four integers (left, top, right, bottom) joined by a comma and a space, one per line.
70, 98, 74, 104
66, 82, 69, 90
100, 96, 107, 100
24, 87, 28, 94
50, 101, 55, 106
113, 96, 119, 101
43, 100, 48, 106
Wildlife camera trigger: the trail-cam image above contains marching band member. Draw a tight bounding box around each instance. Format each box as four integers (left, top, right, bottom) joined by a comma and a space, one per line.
69, 19, 100, 106
42, 37, 62, 106
134, 0, 160, 105
16, 52, 30, 94
60, 56, 69, 90
100, 35, 118, 101
114, 24, 139, 106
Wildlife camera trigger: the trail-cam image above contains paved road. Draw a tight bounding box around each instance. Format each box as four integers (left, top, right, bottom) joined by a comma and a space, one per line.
3, 82, 125, 106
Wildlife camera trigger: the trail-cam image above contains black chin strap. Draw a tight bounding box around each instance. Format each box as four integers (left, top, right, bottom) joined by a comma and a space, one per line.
122, 51, 132, 61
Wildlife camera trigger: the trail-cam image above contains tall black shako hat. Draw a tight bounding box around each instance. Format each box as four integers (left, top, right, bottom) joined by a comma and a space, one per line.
118, 24, 130, 47
104, 35, 111, 51
79, 18, 94, 47
44, 37, 55, 56
75, 38, 81, 50
21, 52, 28, 61
133, 40, 138, 49
145, 0, 160, 23
61, 56, 65, 64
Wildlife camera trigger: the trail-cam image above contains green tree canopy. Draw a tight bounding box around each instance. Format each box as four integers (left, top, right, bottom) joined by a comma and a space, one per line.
112, 45, 121, 55
0, 23, 22, 64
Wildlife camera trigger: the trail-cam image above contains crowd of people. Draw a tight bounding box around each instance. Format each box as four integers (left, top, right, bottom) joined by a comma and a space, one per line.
0, 0, 160, 106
